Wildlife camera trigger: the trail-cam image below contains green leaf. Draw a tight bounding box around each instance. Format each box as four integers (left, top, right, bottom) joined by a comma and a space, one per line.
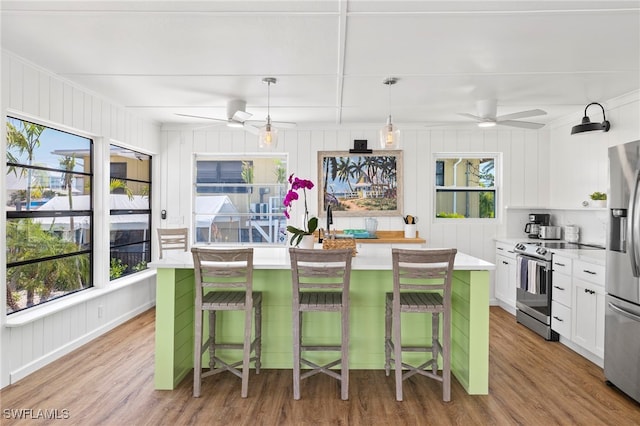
307, 216, 318, 233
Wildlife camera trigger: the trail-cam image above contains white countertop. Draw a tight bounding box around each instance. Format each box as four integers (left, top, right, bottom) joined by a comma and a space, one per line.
493, 237, 606, 266
149, 246, 495, 271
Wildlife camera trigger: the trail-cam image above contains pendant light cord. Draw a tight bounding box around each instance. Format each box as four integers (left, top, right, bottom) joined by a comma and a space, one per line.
267, 81, 271, 123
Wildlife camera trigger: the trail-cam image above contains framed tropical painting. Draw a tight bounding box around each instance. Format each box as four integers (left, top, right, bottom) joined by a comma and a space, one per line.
317, 150, 403, 217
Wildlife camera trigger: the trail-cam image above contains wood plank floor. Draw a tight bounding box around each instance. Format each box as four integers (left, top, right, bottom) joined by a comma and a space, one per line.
1, 307, 639, 425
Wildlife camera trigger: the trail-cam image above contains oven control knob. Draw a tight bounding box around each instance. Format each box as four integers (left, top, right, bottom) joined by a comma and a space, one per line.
515, 243, 525, 250
536, 247, 547, 256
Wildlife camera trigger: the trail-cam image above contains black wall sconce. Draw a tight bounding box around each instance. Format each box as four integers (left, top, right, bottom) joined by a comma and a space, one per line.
571, 102, 611, 135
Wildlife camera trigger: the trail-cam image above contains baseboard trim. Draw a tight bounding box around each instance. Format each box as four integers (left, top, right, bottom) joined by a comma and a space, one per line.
8, 302, 155, 385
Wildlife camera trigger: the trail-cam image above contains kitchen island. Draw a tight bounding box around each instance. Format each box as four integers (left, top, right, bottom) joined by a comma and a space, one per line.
150, 246, 494, 395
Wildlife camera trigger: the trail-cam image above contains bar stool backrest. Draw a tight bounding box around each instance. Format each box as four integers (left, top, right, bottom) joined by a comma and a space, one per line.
392, 248, 457, 299
191, 248, 254, 303
289, 248, 352, 298
157, 227, 189, 259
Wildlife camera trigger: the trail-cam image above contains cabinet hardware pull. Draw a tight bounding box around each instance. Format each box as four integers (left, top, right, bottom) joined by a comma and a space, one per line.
584, 270, 596, 275
497, 247, 504, 250
553, 286, 565, 291
502, 261, 509, 265
584, 289, 596, 294
555, 262, 566, 267
553, 316, 563, 322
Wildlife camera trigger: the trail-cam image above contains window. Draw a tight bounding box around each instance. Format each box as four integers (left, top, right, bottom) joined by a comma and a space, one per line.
109, 145, 152, 280
193, 155, 287, 244
434, 154, 498, 219
6, 116, 93, 314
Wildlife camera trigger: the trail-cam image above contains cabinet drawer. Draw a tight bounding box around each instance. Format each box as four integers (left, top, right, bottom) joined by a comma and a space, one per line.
552, 301, 572, 338
552, 272, 572, 306
573, 260, 605, 286
552, 254, 572, 275
495, 242, 516, 259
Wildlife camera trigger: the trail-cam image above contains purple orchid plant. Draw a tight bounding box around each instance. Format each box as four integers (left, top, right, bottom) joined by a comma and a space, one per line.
283, 174, 318, 246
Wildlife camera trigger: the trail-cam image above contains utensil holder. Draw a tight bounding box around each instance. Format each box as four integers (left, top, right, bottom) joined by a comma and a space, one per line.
404, 224, 417, 239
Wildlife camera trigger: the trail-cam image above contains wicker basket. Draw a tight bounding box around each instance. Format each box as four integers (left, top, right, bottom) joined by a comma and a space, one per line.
322, 238, 357, 256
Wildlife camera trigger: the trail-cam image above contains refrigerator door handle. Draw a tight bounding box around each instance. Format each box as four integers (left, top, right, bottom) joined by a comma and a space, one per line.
628, 167, 640, 277
608, 302, 640, 323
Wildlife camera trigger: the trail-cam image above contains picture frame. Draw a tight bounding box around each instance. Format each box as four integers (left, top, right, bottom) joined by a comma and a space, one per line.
317, 150, 403, 217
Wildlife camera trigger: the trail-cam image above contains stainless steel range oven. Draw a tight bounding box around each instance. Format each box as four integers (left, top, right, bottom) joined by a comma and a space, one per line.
514, 242, 559, 341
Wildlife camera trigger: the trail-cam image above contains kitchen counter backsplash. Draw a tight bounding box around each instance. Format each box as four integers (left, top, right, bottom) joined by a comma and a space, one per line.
503, 207, 607, 247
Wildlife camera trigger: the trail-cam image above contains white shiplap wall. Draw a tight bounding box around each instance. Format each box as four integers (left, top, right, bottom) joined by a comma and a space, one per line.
158, 126, 551, 265
549, 91, 640, 208
1, 51, 161, 388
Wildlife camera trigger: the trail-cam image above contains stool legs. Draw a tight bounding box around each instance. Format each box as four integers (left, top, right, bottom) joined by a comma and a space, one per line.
193, 308, 203, 398
209, 311, 217, 370
384, 296, 392, 376
241, 307, 252, 398
431, 313, 439, 376
341, 305, 349, 401
293, 311, 302, 400
443, 309, 451, 402
392, 303, 403, 401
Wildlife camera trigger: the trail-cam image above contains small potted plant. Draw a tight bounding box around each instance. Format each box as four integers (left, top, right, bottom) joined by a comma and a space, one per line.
589, 191, 607, 208
283, 174, 318, 248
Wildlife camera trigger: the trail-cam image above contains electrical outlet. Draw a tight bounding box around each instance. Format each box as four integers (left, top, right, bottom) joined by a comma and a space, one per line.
98, 305, 104, 318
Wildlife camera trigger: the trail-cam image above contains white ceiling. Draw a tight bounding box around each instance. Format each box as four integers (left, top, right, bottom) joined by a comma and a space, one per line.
2, 1, 639, 129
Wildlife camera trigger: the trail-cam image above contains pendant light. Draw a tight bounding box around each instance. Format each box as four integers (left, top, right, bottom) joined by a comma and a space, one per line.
379, 77, 400, 149
571, 102, 611, 135
259, 77, 278, 149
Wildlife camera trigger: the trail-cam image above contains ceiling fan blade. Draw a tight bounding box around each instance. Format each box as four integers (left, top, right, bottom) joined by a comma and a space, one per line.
245, 120, 297, 129
243, 123, 260, 135
496, 109, 547, 121
272, 120, 297, 128
457, 112, 483, 121
231, 110, 252, 122
175, 113, 227, 123
498, 120, 545, 130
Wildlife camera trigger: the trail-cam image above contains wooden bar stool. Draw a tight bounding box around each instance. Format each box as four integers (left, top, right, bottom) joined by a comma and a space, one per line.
289, 248, 352, 400
191, 247, 262, 398
157, 227, 188, 259
384, 248, 457, 401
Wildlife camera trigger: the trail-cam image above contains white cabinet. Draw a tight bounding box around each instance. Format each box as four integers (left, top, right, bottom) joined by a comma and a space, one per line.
495, 242, 517, 312
571, 259, 605, 359
551, 254, 573, 338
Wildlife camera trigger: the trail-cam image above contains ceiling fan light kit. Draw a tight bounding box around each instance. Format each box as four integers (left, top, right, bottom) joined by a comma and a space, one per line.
477, 121, 497, 128
380, 77, 400, 149
259, 77, 278, 149
571, 102, 611, 135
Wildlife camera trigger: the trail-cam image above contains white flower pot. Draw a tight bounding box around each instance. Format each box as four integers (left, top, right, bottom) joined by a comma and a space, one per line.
591, 200, 606, 208
298, 234, 315, 249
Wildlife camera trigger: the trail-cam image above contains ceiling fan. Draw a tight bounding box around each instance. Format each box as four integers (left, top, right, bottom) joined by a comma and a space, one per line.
457, 99, 547, 129
176, 99, 261, 134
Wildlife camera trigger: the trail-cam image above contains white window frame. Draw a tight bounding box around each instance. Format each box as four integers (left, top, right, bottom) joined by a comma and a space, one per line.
433, 152, 501, 223
192, 153, 288, 245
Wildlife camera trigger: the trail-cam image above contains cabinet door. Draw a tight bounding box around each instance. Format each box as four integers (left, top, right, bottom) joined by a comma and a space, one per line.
495, 254, 516, 310
573, 278, 605, 357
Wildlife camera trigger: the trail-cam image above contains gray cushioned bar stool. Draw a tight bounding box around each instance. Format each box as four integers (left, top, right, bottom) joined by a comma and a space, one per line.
384, 248, 457, 401
191, 247, 262, 398
289, 248, 353, 400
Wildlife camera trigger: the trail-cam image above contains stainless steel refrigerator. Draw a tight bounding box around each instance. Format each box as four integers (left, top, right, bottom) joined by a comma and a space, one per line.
605, 140, 640, 403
